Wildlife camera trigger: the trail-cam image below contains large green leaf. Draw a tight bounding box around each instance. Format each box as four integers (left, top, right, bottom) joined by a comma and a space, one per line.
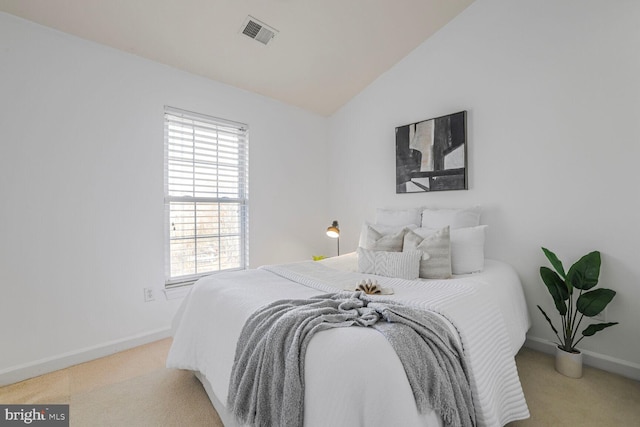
577, 288, 616, 316
567, 251, 601, 290
540, 267, 568, 315
542, 247, 566, 279
582, 322, 619, 337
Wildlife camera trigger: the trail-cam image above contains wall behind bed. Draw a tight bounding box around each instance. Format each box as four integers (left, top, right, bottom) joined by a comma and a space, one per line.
327, 0, 640, 376
0, 12, 328, 383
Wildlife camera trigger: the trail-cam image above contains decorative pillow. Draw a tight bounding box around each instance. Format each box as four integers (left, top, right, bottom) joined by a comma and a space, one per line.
358, 223, 415, 251
450, 225, 487, 274
420, 206, 481, 229
375, 208, 422, 227
357, 247, 422, 280
412, 225, 487, 274
403, 227, 452, 279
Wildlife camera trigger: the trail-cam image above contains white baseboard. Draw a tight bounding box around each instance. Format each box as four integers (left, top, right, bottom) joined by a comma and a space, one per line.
525, 336, 640, 381
0, 328, 172, 387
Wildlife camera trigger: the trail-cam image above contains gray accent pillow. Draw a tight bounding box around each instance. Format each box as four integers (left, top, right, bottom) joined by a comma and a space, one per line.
358, 223, 417, 248
403, 226, 452, 279
362, 225, 408, 252
357, 247, 422, 280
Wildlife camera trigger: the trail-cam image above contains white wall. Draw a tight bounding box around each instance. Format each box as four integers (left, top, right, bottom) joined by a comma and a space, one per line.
0, 12, 328, 379
328, 0, 640, 371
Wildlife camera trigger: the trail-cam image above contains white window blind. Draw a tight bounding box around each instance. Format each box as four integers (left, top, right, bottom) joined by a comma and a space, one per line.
164, 106, 248, 287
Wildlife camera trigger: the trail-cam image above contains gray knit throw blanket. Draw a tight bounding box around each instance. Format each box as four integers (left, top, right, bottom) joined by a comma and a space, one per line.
227, 291, 475, 427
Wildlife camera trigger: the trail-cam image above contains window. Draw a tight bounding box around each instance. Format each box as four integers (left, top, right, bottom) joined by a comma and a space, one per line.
164, 106, 248, 287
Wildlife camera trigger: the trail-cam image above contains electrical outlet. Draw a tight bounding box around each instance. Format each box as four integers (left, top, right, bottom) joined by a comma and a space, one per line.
144, 288, 156, 302
593, 307, 606, 322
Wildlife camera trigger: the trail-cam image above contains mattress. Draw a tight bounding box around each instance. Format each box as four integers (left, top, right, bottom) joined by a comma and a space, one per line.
166, 253, 531, 426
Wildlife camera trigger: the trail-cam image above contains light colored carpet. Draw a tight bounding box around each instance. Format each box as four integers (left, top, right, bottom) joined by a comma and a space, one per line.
2, 339, 638, 426
507, 348, 639, 426
70, 369, 222, 427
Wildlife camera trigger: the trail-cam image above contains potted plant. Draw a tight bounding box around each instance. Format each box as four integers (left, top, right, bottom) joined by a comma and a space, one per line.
537, 247, 618, 378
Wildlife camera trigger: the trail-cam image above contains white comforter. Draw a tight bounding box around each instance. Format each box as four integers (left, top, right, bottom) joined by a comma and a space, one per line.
167, 255, 530, 427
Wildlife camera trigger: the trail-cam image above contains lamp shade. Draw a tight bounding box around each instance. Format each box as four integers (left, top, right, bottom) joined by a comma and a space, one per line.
326, 220, 340, 238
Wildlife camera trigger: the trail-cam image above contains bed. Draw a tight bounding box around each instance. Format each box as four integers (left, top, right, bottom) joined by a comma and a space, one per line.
166, 251, 531, 427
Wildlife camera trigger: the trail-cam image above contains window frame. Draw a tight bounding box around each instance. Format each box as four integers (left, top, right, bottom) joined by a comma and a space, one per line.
163, 106, 249, 288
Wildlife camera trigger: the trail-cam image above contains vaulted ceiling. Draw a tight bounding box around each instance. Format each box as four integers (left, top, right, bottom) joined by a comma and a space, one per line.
0, 0, 475, 116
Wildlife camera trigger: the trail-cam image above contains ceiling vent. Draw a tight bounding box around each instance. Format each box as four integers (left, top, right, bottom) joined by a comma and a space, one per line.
241, 16, 278, 45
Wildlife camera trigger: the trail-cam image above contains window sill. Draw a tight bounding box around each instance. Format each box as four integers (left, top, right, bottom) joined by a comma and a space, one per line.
164, 285, 193, 300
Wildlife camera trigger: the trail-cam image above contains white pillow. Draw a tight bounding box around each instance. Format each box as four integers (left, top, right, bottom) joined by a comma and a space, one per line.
376, 208, 422, 227
450, 225, 487, 274
420, 206, 481, 229
403, 227, 452, 279
358, 222, 417, 249
412, 225, 487, 274
357, 247, 422, 280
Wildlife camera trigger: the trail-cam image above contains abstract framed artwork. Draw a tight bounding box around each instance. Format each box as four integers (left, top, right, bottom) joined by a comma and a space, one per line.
395, 110, 467, 193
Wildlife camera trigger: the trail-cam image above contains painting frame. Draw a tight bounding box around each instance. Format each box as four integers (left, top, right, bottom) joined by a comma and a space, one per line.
395, 110, 467, 193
